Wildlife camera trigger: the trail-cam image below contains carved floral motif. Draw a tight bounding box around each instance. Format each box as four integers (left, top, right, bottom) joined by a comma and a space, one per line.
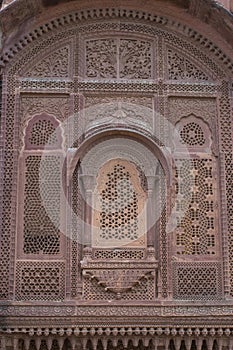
119, 39, 152, 79
167, 48, 211, 81
25, 46, 70, 77
83, 95, 153, 133
86, 39, 117, 78
168, 97, 217, 125
85, 38, 152, 79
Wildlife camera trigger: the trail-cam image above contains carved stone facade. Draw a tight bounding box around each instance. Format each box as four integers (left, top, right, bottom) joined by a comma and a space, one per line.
0, 1, 233, 350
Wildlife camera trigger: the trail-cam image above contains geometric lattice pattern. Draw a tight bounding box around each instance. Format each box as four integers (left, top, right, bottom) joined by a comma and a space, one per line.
25, 114, 61, 150
173, 262, 222, 300
93, 159, 147, 247
15, 261, 65, 301
175, 158, 217, 255
23, 155, 61, 255
227, 153, 233, 297
179, 122, 205, 146
93, 249, 145, 260
99, 162, 139, 241
28, 119, 58, 147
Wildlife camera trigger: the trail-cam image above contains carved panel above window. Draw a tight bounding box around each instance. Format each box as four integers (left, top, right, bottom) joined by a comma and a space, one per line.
85, 38, 153, 79
167, 47, 211, 81
119, 39, 152, 79
86, 39, 117, 78
24, 46, 70, 78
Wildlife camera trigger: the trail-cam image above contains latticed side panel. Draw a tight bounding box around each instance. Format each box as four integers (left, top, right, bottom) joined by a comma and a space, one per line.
0, 150, 18, 299
71, 165, 83, 297
85, 38, 152, 79
226, 152, 233, 295
174, 158, 217, 256
15, 261, 65, 301
173, 262, 222, 300
22, 154, 62, 255
0, 75, 18, 299
159, 166, 168, 298
83, 275, 155, 301
218, 82, 233, 297
166, 47, 211, 81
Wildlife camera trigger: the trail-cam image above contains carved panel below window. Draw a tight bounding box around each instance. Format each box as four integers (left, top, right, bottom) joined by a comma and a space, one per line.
173, 262, 222, 300
15, 261, 65, 301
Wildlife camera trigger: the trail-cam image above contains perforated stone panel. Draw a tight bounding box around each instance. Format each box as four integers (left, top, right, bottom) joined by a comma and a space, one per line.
22, 154, 62, 255
175, 158, 217, 255
93, 159, 147, 247
25, 115, 62, 150
93, 249, 145, 260
0, 11, 231, 303
167, 47, 210, 81
179, 122, 205, 146
173, 262, 222, 300
15, 261, 65, 301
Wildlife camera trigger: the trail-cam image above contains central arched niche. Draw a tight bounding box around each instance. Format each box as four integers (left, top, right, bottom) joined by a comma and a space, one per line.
69, 136, 168, 300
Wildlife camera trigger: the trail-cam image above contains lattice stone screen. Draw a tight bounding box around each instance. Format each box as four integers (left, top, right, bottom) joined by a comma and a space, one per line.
173, 262, 222, 300
174, 158, 217, 256
21, 154, 62, 255
15, 261, 65, 301
92, 159, 147, 248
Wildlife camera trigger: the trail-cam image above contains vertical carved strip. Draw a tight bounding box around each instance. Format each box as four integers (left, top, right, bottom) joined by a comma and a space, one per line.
219, 81, 233, 297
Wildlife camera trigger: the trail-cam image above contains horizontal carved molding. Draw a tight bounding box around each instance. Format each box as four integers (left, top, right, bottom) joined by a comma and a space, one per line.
0, 326, 232, 337
2, 305, 233, 317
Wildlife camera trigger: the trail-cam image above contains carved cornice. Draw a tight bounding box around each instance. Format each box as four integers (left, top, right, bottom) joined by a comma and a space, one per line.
0, 4, 232, 76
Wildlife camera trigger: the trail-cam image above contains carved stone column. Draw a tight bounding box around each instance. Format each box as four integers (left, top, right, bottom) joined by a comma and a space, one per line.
146, 175, 159, 248
79, 174, 95, 247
